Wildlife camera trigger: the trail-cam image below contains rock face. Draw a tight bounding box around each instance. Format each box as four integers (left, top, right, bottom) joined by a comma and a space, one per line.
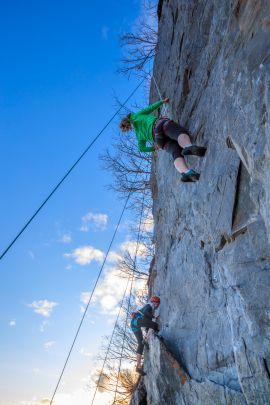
143, 333, 245, 405
132, 0, 270, 404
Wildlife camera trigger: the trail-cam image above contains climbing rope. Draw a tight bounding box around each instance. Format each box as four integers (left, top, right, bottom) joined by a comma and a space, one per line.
49, 192, 132, 405
113, 189, 146, 404
90, 276, 131, 405
0, 78, 145, 262
151, 74, 169, 116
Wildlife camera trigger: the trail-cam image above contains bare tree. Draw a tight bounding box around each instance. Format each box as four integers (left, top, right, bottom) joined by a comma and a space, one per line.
100, 132, 152, 196
103, 1, 159, 202
119, 0, 158, 76
112, 195, 154, 281
91, 5, 159, 400
94, 368, 139, 405
91, 290, 149, 403
117, 252, 149, 281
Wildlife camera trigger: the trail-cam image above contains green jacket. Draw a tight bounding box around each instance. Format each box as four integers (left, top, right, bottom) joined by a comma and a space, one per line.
130, 100, 163, 152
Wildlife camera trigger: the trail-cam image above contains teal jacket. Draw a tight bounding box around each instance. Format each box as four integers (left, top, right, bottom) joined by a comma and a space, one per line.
130, 100, 164, 152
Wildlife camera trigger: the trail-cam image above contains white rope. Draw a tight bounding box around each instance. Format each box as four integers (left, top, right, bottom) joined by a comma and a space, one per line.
151, 74, 170, 117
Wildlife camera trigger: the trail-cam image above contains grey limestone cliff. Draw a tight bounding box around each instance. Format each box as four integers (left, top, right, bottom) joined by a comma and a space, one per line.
132, 0, 270, 404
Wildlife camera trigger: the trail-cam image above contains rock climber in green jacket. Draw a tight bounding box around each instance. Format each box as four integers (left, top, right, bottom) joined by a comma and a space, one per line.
120, 99, 206, 182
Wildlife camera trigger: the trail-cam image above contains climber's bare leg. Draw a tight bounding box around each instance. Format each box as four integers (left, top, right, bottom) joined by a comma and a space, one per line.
179, 133, 207, 157
178, 133, 192, 148
174, 157, 189, 174
137, 353, 142, 368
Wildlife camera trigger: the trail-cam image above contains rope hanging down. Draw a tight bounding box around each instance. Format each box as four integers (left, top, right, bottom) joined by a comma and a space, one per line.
151, 74, 169, 116
0, 78, 145, 262
49, 192, 132, 405
113, 189, 146, 404
90, 276, 131, 405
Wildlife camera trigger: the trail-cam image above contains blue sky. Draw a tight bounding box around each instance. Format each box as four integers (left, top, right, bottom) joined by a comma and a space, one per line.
0, 1, 153, 404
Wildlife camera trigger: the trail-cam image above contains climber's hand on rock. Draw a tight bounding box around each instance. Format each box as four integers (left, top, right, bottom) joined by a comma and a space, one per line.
163, 97, 169, 103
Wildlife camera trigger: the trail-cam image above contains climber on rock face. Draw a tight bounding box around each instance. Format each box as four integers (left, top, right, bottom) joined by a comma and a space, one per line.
120, 99, 206, 182
130, 296, 160, 376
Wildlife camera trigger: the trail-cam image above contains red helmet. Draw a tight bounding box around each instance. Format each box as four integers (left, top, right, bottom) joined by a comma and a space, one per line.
150, 296, 160, 304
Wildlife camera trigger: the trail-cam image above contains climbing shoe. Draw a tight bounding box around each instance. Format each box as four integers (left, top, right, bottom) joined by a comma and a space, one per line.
136, 367, 146, 376
181, 169, 200, 182
182, 145, 207, 157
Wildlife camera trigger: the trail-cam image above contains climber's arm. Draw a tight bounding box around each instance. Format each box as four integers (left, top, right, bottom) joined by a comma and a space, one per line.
138, 140, 155, 153
136, 100, 164, 116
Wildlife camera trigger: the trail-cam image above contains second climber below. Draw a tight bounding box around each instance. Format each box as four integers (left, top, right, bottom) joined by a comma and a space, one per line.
120, 98, 206, 182
130, 295, 160, 376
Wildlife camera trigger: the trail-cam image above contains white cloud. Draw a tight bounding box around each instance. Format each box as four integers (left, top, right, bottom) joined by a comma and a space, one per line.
120, 241, 148, 257
89, 267, 128, 315
39, 320, 49, 332
44, 341, 56, 351
107, 235, 151, 264
79, 347, 93, 357
64, 246, 104, 265
50, 387, 112, 405
28, 300, 59, 318
107, 251, 122, 263
99, 295, 118, 313
77, 243, 149, 315
101, 25, 109, 40
141, 210, 154, 232
59, 233, 72, 244
22, 385, 112, 405
80, 291, 91, 306
80, 212, 108, 232
21, 370, 116, 405
9, 320, 16, 327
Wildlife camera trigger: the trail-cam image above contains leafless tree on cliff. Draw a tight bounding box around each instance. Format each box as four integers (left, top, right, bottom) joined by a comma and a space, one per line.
100, 132, 151, 195
91, 291, 147, 403
99, 128, 155, 218
116, 209, 154, 281
93, 368, 139, 405
92, 4, 158, 401
119, 0, 158, 76
102, 0, 158, 204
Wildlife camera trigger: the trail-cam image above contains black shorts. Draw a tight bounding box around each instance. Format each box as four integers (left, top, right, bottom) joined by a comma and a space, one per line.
153, 118, 189, 161
133, 318, 159, 355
